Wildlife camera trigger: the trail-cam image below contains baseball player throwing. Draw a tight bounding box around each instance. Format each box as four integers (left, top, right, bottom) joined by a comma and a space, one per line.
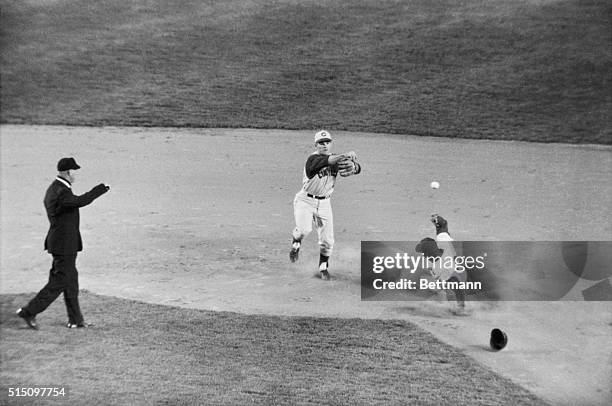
289, 130, 361, 280
415, 214, 467, 314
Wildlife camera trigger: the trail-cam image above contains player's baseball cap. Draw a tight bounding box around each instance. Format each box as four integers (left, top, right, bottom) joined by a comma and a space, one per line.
57, 157, 81, 171
314, 130, 332, 143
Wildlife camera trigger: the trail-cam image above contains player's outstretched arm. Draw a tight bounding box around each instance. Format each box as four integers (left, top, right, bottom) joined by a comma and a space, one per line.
327, 153, 349, 165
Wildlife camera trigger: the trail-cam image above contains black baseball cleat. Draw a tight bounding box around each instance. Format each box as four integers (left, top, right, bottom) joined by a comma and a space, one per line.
289, 243, 300, 263
16, 308, 38, 330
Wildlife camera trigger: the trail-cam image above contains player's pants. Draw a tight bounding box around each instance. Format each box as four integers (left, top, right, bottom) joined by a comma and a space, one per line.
292, 191, 334, 257
446, 276, 466, 307
23, 254, 84, 324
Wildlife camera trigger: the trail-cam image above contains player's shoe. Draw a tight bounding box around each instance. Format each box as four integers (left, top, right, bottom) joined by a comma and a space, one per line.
289, 241, 300, 263
450, 307, 468, 316
319, 263, 330, 281
450, 302, 468, 316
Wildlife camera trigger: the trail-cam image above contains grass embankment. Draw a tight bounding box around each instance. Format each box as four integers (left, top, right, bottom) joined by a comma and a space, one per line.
1, 0, 610, 143
1, 292, 548, 405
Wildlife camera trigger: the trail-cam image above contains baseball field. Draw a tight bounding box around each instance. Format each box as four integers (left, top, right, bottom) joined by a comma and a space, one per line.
1, 1, 611, 405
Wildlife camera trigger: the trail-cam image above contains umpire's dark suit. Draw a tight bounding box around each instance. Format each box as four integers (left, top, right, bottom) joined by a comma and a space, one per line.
21, 176, 108, 325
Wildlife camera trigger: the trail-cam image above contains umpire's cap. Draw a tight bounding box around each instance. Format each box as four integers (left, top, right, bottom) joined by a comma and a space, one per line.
490, 328, 508, 351
57, 157, 81, 171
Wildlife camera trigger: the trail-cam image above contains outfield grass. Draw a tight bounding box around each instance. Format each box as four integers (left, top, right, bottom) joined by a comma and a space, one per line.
0, 292, 548, 405
1, 0, 610, 144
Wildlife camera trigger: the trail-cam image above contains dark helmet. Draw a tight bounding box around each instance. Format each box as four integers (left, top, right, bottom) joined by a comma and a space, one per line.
490, 328, 508, 351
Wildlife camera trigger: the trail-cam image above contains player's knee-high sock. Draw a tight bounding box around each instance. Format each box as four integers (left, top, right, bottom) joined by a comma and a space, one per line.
292, 227, 307, 244
292, 237, 301, 250
319, 254, 329, 270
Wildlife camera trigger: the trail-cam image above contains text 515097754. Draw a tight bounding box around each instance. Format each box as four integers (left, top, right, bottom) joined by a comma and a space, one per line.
8, 387, 66, 397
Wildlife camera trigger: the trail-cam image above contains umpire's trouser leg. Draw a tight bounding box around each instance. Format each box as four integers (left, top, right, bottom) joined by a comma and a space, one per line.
24, 254, 83, 324
61, 254, 83, 324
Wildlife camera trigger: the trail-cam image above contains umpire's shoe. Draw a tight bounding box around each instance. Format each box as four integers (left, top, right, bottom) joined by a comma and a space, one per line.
290, 240, 301, 263
16, 308, 38, 330
66, 322, 94, 329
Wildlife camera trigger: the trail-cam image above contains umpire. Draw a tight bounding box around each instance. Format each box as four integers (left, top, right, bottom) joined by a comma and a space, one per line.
16, 157, 109, 329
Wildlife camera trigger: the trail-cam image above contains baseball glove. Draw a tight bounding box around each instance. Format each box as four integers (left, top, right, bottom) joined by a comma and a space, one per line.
338, 158, 357, 177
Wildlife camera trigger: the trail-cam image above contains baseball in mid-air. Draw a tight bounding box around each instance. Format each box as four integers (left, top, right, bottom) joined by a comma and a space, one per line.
430, 181, 440, 189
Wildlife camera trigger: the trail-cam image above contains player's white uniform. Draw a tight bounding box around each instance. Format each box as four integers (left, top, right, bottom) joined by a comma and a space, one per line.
292, 152, 340, 257
430, 232, 467, 283
426, 231, 467, 309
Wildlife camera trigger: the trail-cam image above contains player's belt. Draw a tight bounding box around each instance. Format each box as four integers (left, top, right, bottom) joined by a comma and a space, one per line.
307, 193, 330, 200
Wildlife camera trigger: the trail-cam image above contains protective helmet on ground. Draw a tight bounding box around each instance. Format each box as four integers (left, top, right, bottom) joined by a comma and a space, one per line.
490, 328, 508, 351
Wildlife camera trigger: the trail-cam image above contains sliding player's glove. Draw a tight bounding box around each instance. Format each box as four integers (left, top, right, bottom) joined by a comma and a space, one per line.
431, 214, 449, 235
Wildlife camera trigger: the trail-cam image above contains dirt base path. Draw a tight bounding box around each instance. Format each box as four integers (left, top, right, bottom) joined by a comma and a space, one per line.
1, 125, 611, 405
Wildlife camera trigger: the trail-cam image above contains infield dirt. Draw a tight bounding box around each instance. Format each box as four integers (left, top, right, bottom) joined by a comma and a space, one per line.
1, 125, 611, 405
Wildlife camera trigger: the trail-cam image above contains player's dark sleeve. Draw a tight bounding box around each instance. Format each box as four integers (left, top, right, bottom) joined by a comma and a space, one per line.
305, 154, 333, 179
